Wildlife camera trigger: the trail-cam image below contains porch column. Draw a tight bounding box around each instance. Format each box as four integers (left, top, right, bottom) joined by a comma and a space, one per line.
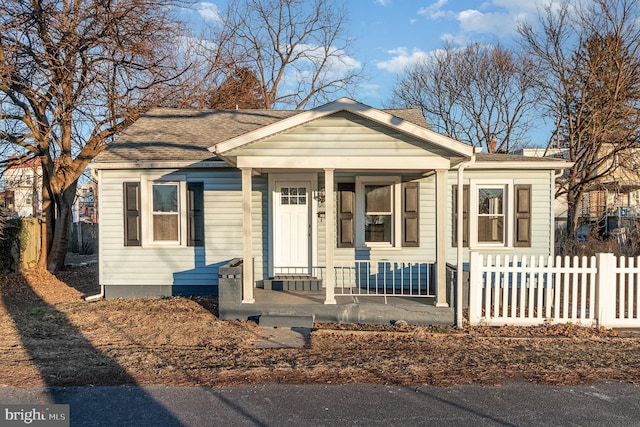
324, 168, 336, 304
241, 167, 255, 303
435, 169, 449, 307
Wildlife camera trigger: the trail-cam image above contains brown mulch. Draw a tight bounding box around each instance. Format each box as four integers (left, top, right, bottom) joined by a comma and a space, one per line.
1, 261, 639, 388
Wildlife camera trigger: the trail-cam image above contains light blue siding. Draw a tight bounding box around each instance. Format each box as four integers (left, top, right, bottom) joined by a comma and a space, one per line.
445, 169, 555, 264
98, 167, 265, 295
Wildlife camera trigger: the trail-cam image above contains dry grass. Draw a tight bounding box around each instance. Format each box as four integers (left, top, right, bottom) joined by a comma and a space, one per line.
1, 262, 640, 388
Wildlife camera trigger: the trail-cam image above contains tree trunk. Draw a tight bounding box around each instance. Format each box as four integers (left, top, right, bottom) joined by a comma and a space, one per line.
46, 181, 78, 272
37, 180, 53, 270
565, 190, 582, 241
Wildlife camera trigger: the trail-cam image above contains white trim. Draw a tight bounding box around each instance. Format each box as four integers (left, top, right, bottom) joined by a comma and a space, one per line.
211, 97, 473, 157
324, 169, 336, 304
435, 170, 448, 307
355, 176, 402, 248
469, 180, 514, 249
140, 175, 187, 247
242, 168, 255, 303
237, 156, 451, 170
91, 160, 230, 170
467, 161, 572, 170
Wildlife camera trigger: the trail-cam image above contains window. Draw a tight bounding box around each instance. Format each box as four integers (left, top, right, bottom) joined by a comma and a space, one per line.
452, 182, 531, 248
123, 180, 204, 247
477, 186, 505, 244
364, 184, 392, 244
152, 183, 179, 242
280, 187, 307, 205
338, 176, 418, 249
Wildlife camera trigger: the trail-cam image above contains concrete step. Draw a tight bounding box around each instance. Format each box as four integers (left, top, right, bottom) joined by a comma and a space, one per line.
261, 278, 323, 291
259, 314, 315, 328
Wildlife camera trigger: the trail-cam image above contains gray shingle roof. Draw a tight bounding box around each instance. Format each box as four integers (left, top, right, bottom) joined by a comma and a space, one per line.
474, 152, 570, 164
94, 107, 430, 163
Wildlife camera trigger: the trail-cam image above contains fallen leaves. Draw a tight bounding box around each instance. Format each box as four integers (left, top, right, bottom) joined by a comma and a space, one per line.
1, 262, 639, 388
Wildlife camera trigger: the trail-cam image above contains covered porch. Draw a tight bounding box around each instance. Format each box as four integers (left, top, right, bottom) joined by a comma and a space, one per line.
210, 98, 475, 324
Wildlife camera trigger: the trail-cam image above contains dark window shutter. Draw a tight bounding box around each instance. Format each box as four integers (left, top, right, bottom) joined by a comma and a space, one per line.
337, 183, 355, 248
514, 184, 532, 247
123, 182, 141, 246
187, 182, 205, 247
452, 185, 469, 247
402, 181, 420, 247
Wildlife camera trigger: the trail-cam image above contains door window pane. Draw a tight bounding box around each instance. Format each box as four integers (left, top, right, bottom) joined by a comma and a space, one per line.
280, 187, 307, 206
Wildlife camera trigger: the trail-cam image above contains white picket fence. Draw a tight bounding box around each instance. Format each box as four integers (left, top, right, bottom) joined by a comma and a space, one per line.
469, 252, 640, 328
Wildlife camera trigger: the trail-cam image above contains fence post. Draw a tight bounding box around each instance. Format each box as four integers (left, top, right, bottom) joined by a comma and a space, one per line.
468, 252, 482, 326
596, 253, 616, 328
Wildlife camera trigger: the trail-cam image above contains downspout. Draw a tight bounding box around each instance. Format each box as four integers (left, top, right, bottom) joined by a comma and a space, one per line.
455, 150, 477, 328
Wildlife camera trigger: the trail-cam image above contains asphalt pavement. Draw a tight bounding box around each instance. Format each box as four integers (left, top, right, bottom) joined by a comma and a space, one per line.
0, 381, 638, 426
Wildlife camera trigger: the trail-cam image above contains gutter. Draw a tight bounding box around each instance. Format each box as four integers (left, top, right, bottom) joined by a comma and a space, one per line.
455, 148, 479, 328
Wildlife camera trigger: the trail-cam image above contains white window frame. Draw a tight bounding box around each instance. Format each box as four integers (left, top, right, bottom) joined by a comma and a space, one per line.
470, 181, 513, 248
355, 176, 402, 248
140, 175, 187, 246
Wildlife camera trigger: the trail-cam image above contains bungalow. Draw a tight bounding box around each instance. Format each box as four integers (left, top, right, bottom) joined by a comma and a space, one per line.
92, 98, 570, 325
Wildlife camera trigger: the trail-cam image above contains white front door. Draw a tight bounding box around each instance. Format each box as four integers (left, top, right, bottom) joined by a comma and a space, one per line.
274, 181, 312, 275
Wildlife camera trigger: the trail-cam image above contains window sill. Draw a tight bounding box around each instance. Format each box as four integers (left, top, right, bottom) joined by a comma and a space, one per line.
357, 245, 402, 251
470, 245, 513, 251
141, 243, 187, 248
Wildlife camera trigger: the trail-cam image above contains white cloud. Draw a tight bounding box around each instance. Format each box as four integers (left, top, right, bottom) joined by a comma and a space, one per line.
417, 0, 449, 20
359, 82, 383, 100
376, 47, 429, 73
418, 0, 551, 43
196, 2, 222, 23
375, 0, 391, 6
457, 9, 517, 35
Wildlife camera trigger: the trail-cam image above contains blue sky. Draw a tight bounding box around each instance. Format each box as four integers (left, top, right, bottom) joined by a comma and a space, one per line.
350, 0, 544, 107
188, 0, 548, 109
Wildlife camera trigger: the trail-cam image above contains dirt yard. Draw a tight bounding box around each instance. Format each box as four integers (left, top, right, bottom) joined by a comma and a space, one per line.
1, 261, 639, 388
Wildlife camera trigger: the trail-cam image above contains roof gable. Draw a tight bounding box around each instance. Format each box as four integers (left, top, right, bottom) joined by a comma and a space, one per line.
211, 98, 474, 158
227, 110, 460, 159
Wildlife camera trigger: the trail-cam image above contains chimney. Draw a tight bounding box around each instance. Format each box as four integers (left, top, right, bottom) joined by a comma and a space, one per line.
489, 139, 497, 153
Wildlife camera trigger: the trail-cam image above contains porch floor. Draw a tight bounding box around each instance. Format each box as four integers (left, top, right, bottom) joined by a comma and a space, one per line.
220, 288, 454, 326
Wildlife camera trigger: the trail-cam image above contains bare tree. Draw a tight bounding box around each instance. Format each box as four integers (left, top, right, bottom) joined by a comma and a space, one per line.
519, 0, 640, 237
390, 42, 539, 153
214, 0, 363, 109
0, 0, 193, 271
155, 32, 231, 109
207, 67, 266, 109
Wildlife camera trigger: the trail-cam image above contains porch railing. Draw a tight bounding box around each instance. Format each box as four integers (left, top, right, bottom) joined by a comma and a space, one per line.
305, 261, 436, 298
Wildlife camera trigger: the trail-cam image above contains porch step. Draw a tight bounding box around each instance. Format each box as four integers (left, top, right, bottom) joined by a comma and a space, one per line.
259, 314, 315, 328
260, 276, 323, 291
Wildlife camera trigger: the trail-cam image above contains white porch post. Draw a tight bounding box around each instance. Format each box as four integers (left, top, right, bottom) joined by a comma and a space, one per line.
241, 167, 255, 303
324, 168, 336, 304
435, 169, 449, 307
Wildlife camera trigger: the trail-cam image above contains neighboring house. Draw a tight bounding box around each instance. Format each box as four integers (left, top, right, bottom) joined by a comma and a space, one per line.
0, 189, 15, 214
3, 157, 42, 218
73, 181, 98, 224
92, 98, 570, 324
519, 146, 640, 237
